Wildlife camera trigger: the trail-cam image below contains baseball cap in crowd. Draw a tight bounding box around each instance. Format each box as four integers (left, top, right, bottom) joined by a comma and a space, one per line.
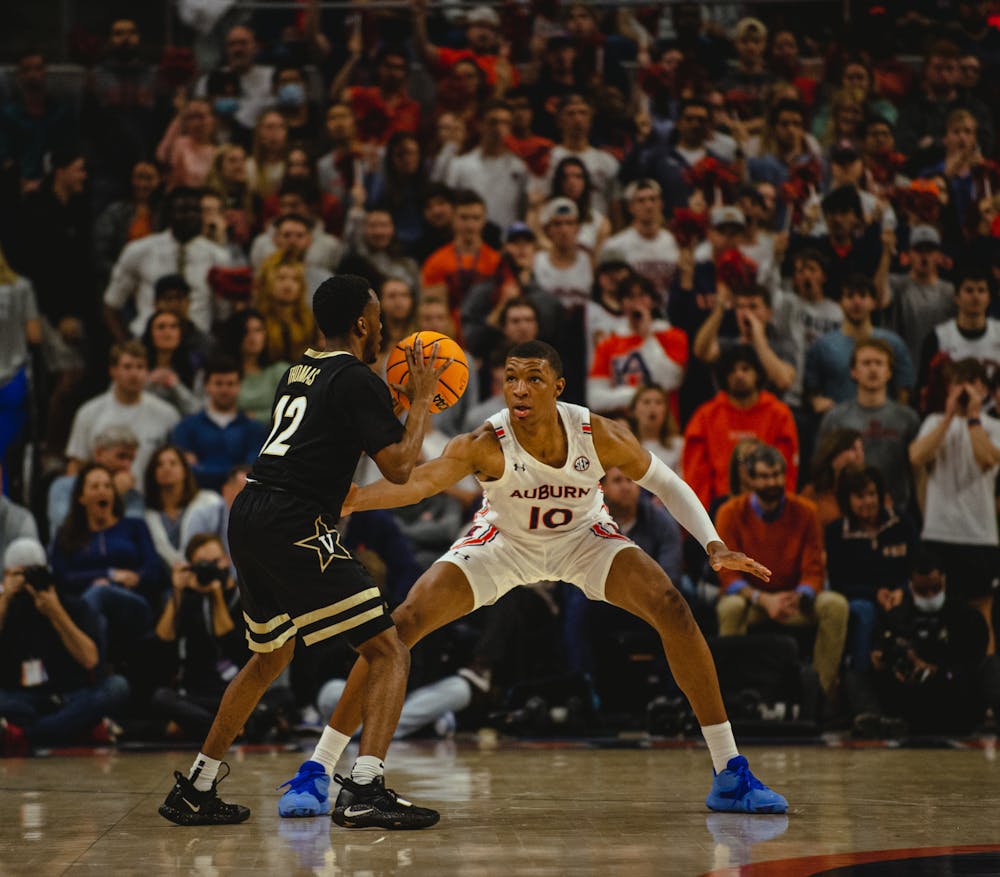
734, 17, 767, 41
505, 222, 536, 243
909, 225, 942, 250
597, 247, 629, 270
710, 205, 746, 229
830, 141, 861, 165
539, 197, 579, 226
466, 6, 500, 27
4, 537, 47, 570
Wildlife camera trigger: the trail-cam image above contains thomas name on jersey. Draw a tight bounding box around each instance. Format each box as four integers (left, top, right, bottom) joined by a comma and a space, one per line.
509, 486, 592, 500
288, 364, 321, 386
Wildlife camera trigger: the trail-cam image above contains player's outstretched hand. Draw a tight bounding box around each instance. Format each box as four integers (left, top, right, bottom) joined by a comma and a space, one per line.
707, 543, 772, 582
391, 339, 454, 407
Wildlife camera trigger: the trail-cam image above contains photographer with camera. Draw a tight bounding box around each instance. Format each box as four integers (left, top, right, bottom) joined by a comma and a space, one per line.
0, 538, 129, 754
845, 547, 989, 738
148, 533, 248, 740
910, 357, 1000, 657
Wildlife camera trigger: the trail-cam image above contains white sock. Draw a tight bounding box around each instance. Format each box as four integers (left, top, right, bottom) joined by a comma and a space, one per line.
311, 726, 351, 776
701, 721, 740, 774
351, 754, 384, 786
188, 753, 221, 792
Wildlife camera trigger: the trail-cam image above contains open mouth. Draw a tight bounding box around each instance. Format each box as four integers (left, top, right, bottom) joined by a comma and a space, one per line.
512, 404, 531, 418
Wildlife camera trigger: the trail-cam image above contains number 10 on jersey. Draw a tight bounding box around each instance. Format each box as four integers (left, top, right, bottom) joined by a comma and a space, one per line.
527, 506, 573, 529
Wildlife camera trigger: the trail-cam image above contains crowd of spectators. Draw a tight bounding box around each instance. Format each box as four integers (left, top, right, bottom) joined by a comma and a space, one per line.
2, 0, 1000, 751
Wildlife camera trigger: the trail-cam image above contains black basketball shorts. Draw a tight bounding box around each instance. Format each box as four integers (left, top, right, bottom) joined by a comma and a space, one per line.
228, 485, 393, 654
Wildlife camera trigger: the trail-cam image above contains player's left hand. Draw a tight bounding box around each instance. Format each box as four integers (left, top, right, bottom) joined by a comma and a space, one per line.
707, 543, 771, 582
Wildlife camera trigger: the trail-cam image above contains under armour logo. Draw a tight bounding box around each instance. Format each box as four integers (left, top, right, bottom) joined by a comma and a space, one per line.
513, 462, 527, 471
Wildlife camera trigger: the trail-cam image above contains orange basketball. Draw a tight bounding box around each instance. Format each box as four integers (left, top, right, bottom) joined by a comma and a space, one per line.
385, 331, 469, 413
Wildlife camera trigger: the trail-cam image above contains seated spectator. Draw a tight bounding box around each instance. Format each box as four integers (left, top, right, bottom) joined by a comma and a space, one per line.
364, 133, 428, 253
692, 283, 797, 399
338, 207, 420, 292
715, 445, 848, 696
896, 39, 994, 157
93, 161, 163, 288
171, 357, 267, 491
918, 269, 1000, 392
0, 538, 129, 752
805, 275, 914, 413
600, 179, 678, 309
48, 426, 145, 533
246, 110, 289, 199
461, 225, 560, 361
180, 466, 249, 562
149, 533, 246, 741
151, 274, 215, 366
251, 185, 344, 278
910, 357, 1000, 655
49, 464, 159, 656
142, 446, 224, 569
331, 45, 421, 147
817, 339, 921, 513
627, 385, 684, 472
103, 187, 230, 340
219, 309, 288, 423
193, 25, 275, 143
588, 275, 688, 417
0, 464, 39, 558
682, 345, 799, 509
65, 341, 180, 481
156, 98, 218, 190
255, 256, 318, 363
421, 190, 500, 317
845, 547, 989, 738
141, 309, 201, 417
445, 100, 528, 234
532, 157, 611, 257
826, 466, 916, 671
800, 428, 865, 528
0, 247, 41, 475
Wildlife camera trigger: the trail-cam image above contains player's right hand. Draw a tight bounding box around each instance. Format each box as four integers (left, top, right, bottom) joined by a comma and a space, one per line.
394, 338, 454, 406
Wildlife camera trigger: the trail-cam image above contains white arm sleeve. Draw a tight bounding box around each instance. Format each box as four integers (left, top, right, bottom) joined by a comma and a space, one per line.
635, 454, 722, 552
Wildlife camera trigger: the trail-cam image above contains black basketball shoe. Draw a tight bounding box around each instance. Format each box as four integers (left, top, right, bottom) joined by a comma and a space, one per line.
159, 763, 251, 826
331, 774, 440, 829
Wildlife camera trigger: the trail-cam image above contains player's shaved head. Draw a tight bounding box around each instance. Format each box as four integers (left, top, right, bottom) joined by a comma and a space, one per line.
313, 274, 375, 337
507, 340, 563, 377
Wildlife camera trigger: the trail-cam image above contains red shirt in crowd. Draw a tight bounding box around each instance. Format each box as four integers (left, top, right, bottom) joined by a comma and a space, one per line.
345, 86, 421, 145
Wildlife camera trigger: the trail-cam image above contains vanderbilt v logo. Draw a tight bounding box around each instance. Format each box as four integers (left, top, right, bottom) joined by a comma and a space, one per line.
294, 517, 350, 572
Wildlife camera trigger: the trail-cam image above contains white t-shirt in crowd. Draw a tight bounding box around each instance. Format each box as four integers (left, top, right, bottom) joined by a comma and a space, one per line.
548, 145, 620, 216
533, 249, 594, 311
918, 413, 1000, 546
600, 226, 680, 307
66, 390, 181, 480
103, 231, 230, 335
445, 148, 529, 232
772, 288, 843, 407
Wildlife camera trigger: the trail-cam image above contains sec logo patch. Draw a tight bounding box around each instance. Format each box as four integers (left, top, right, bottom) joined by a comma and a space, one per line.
573, 456, 590, 472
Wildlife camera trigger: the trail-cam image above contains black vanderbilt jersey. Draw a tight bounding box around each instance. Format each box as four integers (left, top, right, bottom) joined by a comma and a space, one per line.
249, 349, 404, 517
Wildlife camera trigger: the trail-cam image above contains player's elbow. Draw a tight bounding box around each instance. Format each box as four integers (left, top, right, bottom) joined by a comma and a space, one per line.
380, 458, 415, 484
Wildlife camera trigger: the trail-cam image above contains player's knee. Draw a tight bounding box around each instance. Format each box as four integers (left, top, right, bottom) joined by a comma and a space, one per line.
357, 627, 410, 668
645, 581, 696, 633
390, 602, 424, 646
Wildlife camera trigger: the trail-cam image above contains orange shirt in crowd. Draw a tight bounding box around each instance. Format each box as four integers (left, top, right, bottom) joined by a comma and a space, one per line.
715, 492, 825, 594
436, 48, 520, 87
682, 390, 799, 509
421, 242, 500, 313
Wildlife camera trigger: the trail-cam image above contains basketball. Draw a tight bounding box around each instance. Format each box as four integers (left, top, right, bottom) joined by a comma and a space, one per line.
385, 330, 469, 412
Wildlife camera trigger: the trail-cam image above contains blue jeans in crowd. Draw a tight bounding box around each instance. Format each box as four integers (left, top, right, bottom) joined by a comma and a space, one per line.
81, 583, 153, 658
0, 675, 129, 745
847, 598, 878, 672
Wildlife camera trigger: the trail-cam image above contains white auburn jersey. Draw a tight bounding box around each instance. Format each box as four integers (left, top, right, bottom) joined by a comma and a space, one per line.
469, 402, 613, 543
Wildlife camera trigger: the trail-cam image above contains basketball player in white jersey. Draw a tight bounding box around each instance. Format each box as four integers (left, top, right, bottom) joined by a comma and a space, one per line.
285, 340, 787, 821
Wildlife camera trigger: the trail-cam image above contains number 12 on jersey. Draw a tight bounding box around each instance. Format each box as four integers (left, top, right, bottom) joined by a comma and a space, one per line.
261, 394, 307, 457
527, 506, 573, 529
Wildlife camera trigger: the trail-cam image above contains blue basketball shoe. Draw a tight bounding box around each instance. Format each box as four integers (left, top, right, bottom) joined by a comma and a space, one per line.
706, 756, 788, 814
278, 760, 331, 817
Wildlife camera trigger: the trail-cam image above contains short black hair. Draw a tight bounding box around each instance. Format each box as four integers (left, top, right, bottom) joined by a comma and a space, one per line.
203, 354, 240, 381
313, 274, 374, 337
821, 185, 863, 218
909, 545, 943, 577
274, 211, 312, 230
167, 185, 204, 210
715, 343, 764, 387
452, 188, 485, 209
154, 273, 191, 299
423, 182, 454, 206
842, 273, 876, 299
507, 340, 563, 378
792, 247, 827, 273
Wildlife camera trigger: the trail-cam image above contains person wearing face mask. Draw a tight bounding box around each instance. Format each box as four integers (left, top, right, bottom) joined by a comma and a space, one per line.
0, 538, 130, 755
271, 65, 320, 148
715, 444, 848, 700
845, 547, 989, 738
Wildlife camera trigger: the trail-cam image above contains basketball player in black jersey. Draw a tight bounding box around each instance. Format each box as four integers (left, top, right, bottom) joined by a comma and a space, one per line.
160, 275, 448, 829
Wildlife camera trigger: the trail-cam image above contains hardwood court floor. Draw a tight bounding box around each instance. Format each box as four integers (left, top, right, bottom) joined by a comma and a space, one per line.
1, 741, 998, 876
